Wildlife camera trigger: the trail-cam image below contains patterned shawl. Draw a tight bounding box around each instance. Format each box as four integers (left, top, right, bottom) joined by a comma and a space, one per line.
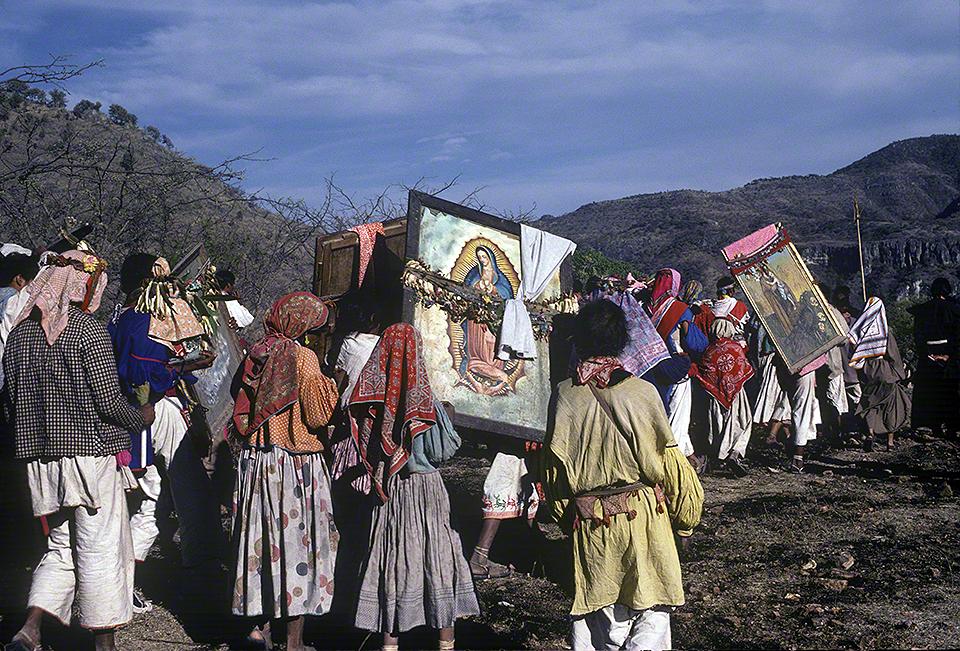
680, 279, 702, 304
15, 249, 108, 344
575, 356, 624, 389
607, 292, 670, 376
232, 292, 329, 437
350, 221, 385, 286
348, 322, 437, 501
848, 297, 888, 369
693, 319, 755, 409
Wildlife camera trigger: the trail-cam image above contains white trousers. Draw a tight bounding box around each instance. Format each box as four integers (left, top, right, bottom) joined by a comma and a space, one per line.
826, 375, 849, 416
572, 604, 672, 651
790, 372, 822, 447
129, 397, 219, 566
667, 378, 694, 457
846, 382, 861, 405
753, 353, 791, 424
709, 391, 753, 460
29, 456, 134, 629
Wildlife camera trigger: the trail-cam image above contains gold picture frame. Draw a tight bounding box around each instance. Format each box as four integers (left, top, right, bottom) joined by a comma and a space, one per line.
723, 224, 848, 373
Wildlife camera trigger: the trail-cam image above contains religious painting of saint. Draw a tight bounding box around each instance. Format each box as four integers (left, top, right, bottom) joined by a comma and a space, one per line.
403, 191, 569, 441
447, 239, 526, 396
723, 223, 847, 373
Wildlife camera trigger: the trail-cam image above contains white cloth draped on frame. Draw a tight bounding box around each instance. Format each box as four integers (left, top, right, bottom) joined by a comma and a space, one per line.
497, 224, 575, 361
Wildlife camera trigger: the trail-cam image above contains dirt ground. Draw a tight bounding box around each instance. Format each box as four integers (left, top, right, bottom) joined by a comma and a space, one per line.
1, 429, 958, 650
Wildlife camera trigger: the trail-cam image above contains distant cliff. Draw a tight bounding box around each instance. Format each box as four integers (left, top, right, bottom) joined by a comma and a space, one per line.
541, 135, 960, 301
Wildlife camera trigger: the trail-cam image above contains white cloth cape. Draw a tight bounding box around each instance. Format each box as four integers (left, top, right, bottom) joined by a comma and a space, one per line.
335, 332, 380, 407
497, 223, 575, 361
225, 298, 255, 329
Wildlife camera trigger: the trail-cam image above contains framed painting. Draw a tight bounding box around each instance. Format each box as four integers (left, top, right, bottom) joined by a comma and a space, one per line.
172, 244, 245, 437
403, 191, 569, 441
723, 223, 847, 373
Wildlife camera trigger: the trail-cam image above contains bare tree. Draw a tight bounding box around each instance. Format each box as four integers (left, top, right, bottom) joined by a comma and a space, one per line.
0, 57, 490, 324
1, 55, 104, 91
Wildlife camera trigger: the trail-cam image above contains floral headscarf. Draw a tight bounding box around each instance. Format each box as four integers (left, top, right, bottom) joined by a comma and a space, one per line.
14, 249, 108, 344
232, 292, 329, 437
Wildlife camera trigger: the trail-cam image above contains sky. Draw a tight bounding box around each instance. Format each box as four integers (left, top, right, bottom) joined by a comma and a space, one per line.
3, 0, 958, 217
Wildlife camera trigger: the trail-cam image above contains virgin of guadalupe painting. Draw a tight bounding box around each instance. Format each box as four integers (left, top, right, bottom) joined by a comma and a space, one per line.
404, 191, 568, 440
448, 240, 526, 396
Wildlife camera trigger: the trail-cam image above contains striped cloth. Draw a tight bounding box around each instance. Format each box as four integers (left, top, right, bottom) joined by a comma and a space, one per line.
848, 297, 888, 369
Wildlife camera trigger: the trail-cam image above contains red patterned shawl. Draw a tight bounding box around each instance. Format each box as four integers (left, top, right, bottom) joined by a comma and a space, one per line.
350, 221, 385, 286
349, 322, 437, 501
232, 292, 329, 437
576, 356, 624, 389
694, 337, 755, 409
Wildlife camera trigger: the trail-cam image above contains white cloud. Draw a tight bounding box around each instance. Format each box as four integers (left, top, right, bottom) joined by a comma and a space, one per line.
11, 0, 958, 215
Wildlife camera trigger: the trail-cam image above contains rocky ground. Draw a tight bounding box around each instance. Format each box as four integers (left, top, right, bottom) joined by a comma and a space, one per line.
1, 429, 958, 650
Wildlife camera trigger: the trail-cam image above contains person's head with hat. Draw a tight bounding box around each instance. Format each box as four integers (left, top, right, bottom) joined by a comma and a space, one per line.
716, 276, 737, 299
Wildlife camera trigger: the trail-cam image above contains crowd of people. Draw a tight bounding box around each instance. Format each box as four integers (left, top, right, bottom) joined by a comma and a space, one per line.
582, 268, 923, 478
0, 241, 953, 651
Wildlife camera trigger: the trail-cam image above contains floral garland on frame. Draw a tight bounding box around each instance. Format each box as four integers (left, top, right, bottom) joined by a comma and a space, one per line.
134, 257, 220, 338
401, 259, 577, 340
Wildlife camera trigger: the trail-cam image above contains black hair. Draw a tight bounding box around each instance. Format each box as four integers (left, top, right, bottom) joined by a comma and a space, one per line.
717, 276, 735, 291
931, 277, 952, 299
584, 276, 603, 296
833, 285, 850, 307
0, 253, 39, 286
215, 269, 236, 290
120, 252, 159, 296
335, 289, 381, 335
574, 300, 629, 359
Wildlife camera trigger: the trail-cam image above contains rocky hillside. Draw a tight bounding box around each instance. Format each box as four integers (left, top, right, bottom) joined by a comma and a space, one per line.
542, 135, 960, 301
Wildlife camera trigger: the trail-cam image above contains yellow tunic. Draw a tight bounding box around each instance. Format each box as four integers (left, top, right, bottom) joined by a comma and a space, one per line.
544, 375, 704, 616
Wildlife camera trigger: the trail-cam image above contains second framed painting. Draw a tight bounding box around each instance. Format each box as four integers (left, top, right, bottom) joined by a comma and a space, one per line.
723, 223, 848, 373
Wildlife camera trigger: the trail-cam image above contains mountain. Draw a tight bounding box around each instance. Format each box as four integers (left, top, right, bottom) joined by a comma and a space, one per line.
541, 135, 960, 301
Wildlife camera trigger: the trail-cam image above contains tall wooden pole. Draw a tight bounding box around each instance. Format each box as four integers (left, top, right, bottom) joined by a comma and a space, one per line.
854, 198, 867, 304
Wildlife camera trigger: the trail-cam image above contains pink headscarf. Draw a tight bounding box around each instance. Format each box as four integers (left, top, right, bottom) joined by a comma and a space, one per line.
15, 250, 108, 344
650, 268, 681, 307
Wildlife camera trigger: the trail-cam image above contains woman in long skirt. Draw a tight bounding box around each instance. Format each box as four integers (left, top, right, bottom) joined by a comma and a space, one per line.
231, 292, 341, 651
348, 323, 479, 651
849, 297, 912, 450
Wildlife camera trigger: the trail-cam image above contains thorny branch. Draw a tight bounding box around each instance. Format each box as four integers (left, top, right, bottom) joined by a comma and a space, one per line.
1, 56, 104, 91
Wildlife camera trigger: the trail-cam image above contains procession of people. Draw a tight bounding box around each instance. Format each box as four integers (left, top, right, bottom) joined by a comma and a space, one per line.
0, 234, 948, 651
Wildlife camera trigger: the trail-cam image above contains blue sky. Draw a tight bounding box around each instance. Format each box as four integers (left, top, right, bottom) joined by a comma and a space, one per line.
3, 1, 958, 216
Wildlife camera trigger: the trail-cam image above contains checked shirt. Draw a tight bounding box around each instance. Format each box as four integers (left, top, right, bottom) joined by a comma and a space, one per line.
4, 307, 145, 460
